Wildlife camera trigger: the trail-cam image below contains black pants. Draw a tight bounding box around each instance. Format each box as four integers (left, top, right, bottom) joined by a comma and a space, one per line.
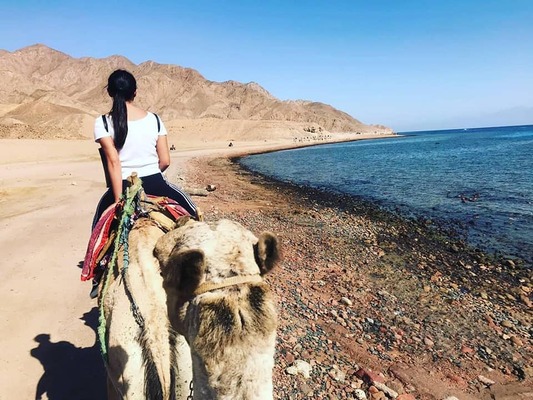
91, 173, 197, 229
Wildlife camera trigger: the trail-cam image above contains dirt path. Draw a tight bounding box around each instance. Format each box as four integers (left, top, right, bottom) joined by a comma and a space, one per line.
0, 156, 106, 399
0, 137, 315, 399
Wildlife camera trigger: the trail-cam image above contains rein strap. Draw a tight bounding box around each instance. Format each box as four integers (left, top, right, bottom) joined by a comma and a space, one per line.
194, 274, 263, 296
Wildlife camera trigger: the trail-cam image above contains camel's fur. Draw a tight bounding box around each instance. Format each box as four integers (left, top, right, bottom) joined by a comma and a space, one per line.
156, 217, 280, 400
101, 218, 192, 399
102, 216, 279, 399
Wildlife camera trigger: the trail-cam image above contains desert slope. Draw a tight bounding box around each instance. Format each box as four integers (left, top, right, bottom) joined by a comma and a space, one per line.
0, 44, 393, 140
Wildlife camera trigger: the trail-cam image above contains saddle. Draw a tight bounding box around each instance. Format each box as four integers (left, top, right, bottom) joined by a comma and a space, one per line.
81, 186, 192, 282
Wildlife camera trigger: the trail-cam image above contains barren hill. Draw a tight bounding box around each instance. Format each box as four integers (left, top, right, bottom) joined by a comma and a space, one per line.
0, 44, 392, 140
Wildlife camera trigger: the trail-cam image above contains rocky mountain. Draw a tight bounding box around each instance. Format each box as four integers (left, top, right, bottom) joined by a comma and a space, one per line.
0, 44, 391, 140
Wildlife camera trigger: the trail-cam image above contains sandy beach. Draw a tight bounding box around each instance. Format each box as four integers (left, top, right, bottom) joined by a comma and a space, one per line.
0, 136, 531, 400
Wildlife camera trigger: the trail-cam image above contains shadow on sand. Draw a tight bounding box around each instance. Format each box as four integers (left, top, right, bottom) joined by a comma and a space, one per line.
30, 307, 106, 400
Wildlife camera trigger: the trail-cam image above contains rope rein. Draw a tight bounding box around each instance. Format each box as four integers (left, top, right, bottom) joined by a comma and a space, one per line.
98, 176, 144, 361
194, 274, 263, 296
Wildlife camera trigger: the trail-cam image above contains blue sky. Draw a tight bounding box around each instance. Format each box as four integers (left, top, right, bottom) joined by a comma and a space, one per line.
1, 0, 532, 131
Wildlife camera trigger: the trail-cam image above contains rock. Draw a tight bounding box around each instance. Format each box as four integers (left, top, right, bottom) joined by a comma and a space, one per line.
300, 382, 313, 396
447, 373, 466, 386
396, 395, 416, 400
340, 297, 353, 306
442, 397, 460, 400
354, 389, 367, 400
206, 184, 217, 192
355, 368, 385, 384
504, 259, 516, 268
290, 359, 311, 379
461, 345, 475, 354
485, 315, 498, 330
510, 336, 523, 347
424, 337, 434, 348
478, 375, 496, 386
328, 365, 346, 382
501, 320, 513, 328
285, 352, 295, 364
286, 366, 298, 375
186, 188, 209, 196
430, 271, 442, 282
524, 366, 533, 378
520, 294, 532, 308
373, 381, 399, 398
370, 391, 385, 400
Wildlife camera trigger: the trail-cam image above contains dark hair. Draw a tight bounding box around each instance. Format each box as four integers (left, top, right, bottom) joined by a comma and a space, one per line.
106, 69, 136, 149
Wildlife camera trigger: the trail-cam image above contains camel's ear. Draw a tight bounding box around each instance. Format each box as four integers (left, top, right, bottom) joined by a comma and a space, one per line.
162, 248, 205, 298
254, 232, 279, 275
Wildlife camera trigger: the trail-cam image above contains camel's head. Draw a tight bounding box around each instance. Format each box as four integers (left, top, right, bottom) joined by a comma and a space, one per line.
155, 217, 279, 397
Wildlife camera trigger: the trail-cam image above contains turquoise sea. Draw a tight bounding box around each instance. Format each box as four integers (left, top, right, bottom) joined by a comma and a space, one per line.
239, 125, 533, 264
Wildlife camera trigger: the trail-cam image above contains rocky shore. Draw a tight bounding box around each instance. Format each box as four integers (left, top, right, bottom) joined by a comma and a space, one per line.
181, 155, 532, 400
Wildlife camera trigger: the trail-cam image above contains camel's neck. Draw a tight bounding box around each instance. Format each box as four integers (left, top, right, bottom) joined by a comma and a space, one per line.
190, 345, 274, 400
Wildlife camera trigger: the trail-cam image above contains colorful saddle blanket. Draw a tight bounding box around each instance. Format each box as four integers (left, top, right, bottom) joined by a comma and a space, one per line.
81, 195, 190, 281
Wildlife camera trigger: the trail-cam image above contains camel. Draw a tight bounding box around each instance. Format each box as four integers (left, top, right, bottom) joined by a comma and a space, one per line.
100, 212, 279, 399
156, 217, 279, 399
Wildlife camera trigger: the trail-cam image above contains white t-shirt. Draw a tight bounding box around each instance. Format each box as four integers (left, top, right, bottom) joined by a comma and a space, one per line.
94, 113, 167, 179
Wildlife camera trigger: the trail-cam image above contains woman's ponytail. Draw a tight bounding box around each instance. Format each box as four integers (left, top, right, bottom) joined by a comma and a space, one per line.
106, 70, 137, 150
110, 92, 128, 149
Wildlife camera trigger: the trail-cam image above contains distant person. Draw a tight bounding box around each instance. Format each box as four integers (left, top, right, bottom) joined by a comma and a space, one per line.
91, 69, 197, 228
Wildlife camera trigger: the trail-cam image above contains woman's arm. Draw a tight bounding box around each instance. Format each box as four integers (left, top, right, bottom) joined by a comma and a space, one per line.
156, 135, 170, 172
98, 136, 123, 202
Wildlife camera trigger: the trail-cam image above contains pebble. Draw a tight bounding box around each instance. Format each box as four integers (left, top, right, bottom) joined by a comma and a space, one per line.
354, 389, 367, 400
300, 382, 313, 396
477, 375, 495, 386
501, 320, 513, 328
397, 395, 416, 400
460, 345, 474, 354
505, 259, 516, 268
293, 359, 312, 379
373, 381, 399, 398
340, 297, 353, 306
511, 336, 523, 346
328, 365, 346, 382
285, 352, 295, 364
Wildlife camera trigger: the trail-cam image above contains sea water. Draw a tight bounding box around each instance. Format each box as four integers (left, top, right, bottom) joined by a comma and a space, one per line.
239, 125, 533, 264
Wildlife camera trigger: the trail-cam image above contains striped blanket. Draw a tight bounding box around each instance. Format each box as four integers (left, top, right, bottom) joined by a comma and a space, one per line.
81, 196, 190, 281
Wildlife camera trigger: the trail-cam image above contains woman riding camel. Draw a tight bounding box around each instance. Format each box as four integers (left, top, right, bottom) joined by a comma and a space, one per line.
92, 69, 198, 227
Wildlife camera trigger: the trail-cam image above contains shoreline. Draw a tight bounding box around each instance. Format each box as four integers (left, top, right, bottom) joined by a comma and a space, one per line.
235, 156, 531, 267
183, 151, 533, 399
230, 137, 532, 268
